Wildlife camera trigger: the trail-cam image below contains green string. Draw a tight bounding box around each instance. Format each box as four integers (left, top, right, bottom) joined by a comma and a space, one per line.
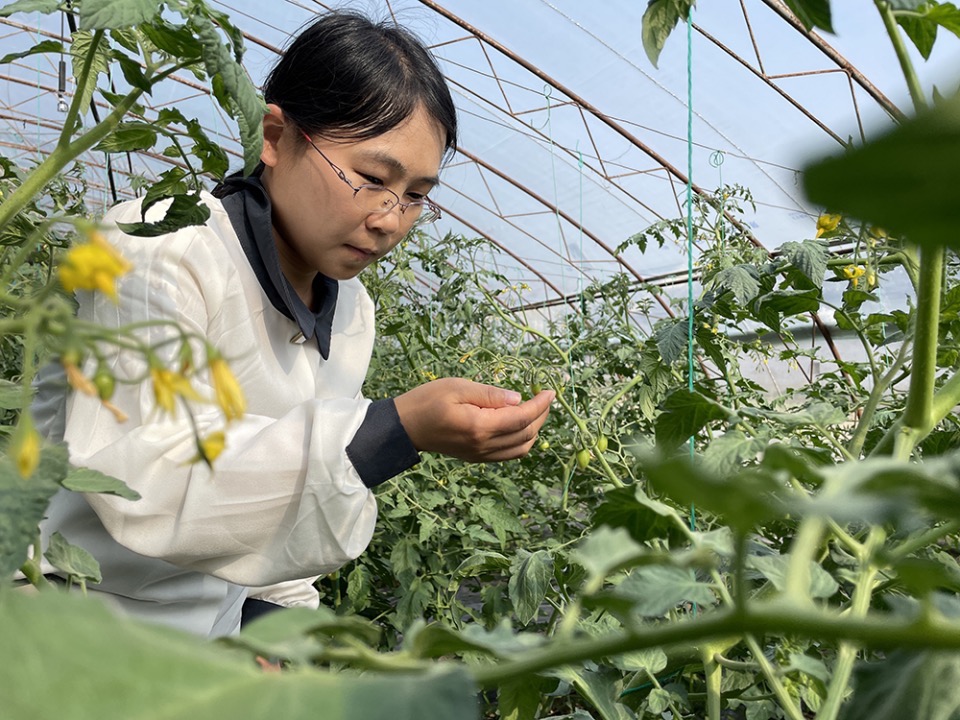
685, 5, 696, 535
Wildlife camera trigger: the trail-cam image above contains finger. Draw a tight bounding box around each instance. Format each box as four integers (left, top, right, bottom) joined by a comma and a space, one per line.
458, 381, 523, 409
473, 403, 553, 460
477, 390, 555, 437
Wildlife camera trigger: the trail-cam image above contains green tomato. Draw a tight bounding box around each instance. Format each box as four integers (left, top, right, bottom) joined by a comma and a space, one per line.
531, 382, 543, 395
596, 434, 608, 453
576, 449, 591, 469
93, 369, 115, 401
538, 439, 550, 451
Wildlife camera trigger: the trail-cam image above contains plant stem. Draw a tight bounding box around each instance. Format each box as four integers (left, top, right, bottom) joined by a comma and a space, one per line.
817, 528, 883, 720
847, 338, 911, 457
703, 648, 722, 720
877, 1, 927, 112
901, 244, 943, 438
469, 602, 960, 688
785, 516, 825, 603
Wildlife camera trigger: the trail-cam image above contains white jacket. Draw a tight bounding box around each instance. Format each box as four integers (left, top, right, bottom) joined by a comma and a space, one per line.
39, 192, 382, 636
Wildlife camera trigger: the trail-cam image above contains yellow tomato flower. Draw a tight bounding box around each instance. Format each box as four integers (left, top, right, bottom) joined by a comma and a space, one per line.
843, 264, 865, 280
192, 431, 226, 466
815, 213, 841, 238
209, 357, 245, 422
58, 231, 132, 302
11, 415, 40, 478
150, 366, 201, 416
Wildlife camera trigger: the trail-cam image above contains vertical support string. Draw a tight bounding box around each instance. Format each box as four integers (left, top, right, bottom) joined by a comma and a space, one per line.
686, 4, 697, 536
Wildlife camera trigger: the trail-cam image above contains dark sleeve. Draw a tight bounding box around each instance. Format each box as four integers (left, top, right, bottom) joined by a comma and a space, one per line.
346, 399, 420, 488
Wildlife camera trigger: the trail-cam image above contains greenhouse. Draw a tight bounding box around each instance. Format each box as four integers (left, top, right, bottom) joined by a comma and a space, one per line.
2, 0, 960, 718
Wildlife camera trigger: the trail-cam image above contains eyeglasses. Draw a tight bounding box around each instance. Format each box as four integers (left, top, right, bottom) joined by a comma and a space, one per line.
301, 132, 441, 226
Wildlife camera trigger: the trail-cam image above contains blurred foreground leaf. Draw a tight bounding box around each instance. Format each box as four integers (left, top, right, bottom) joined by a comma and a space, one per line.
0, 590, 478, 720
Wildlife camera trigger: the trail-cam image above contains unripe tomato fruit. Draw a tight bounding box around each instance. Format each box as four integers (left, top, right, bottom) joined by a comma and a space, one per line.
596, 434, 608, 453
531, 382, 543, 395
538, 440, 550, 451
576, 449, 591, 469
93, 370, 115, 401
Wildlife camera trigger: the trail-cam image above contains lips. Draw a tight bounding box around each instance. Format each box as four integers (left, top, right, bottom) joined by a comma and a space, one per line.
345, 244, 377, 259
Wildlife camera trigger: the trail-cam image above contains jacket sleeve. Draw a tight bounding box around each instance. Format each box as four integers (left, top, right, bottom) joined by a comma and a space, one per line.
62, 207, 380, 587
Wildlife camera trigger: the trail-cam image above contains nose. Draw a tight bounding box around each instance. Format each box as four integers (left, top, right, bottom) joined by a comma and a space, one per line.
364, 206, 403, 235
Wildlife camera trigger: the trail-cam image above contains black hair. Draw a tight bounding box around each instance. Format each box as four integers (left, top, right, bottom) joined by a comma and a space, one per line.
262, 10, 457, 157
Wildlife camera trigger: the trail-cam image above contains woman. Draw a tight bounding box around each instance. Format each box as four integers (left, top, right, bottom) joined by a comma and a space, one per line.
36, 10, 554, 637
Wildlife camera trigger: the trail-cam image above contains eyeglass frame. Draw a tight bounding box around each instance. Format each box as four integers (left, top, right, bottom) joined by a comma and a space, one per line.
300, 131, 442, 225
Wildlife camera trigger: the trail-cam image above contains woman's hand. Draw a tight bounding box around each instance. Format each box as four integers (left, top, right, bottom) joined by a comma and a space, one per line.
394, 378, 554, 462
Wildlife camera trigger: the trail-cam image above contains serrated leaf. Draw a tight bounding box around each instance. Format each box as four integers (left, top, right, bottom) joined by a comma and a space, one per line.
653, 316, 690, 365
710, 264, 761, 304
612, 647, 668, 674
498, 677, 541, 720
551, 667, 635, 720
611, 565, 716, 617
898, 14, 939, 59
754, 289, 821, 331
747, 553, 838, 599
570, 526, 649, 585
405, 620, 543, 661
702, 429, 768, 477
194, 16, 264, 174
641, 0, 696, 68
743, 402, 846, 429
454, 551, 511, 577
79, 0, 158, 30
804, 91, 960, 249
118, 193, 211, 237
592, 486, 688, 546
0, 0, 59, 17
141, 19, 204, 59
61, 466, 140, 500
94, 121, 157, 153
0, 39, 62, 65
654, 388, 731, 450
1, 591, 479, 720
70, 29, 112, 116
780, 239, 828, 288
843, 651, 960, 720
0, 443, 68, 577
509, 549, 554, 625
783, 0, 834, 32
43, 531, 101, 583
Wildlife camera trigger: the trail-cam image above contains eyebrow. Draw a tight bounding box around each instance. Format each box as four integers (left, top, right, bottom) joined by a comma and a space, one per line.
355, 149, 441, 189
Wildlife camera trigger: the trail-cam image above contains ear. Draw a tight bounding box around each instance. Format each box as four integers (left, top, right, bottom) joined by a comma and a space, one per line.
261, 103, 286, 168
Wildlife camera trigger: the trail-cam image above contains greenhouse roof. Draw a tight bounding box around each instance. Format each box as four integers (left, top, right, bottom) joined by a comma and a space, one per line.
2, 0, 959, 329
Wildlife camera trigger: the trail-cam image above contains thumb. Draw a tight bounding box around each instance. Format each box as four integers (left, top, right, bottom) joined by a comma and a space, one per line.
463, 382, 522, 409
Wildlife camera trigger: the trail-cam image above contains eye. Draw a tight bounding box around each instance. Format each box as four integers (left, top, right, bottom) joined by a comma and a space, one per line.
358, 173, 384, 186
404, 192, 427, 203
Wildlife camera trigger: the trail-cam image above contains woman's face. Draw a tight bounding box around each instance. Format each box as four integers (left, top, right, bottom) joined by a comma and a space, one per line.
260, 104, 446, 287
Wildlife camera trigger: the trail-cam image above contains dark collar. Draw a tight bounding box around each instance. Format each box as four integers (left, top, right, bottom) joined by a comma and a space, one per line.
214, 165, 338, 361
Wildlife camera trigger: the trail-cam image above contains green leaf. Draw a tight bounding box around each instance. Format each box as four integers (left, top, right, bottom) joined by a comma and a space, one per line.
709, 265, 760, 304
783, 0, 834, 32
642, 453, 785, 531
641, 0, 696, 68
844, 651, 960, 720
779, 239, 828, 289
702, 429, 768, 477
0, 443, 68, 577
898, 13, 939, 59
0, 378, 31, 410
498, 676, 542, 720
610, 565, 717, 616
754, 289, 821, 331
550, 666, 635, 720
115, 53, 152, 94
747, 554, 839, 599
0, 39, 63, 65
0, 591, 479, 720
43, 531, 101, 583
0, 0, 60, 17
141, 19, 204, 59
804, 91, 960, 248
509, 549, 554, 625
70, 29, 112, 115
654, 388, 732, 450
94, 121, 158, 153
406, 620, 543, 660
611, 647, 668, 674
454, 550, 511, 577
79, 0, 158, 30
61, 466, 140, 500
194, 16, 264, 175
141, 167, 189, 217
117, 193, 211, 237
741, 401, 846, 429
592, 486, 688, 545
653, 316, 690, 365
570, 526, 649, 585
